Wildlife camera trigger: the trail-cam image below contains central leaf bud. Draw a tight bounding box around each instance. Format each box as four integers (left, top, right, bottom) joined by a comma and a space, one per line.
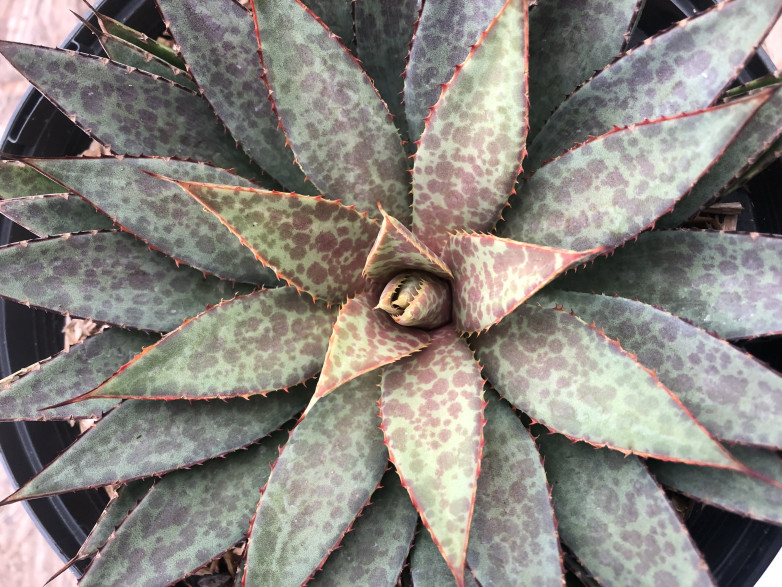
376, 270, 452, 329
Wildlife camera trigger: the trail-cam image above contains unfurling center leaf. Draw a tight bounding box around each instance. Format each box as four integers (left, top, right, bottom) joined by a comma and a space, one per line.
376, 270, 453, 329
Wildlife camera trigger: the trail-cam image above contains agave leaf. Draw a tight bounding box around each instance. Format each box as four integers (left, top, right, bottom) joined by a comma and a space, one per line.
500, 95, 765, 250
466, 390, 562, 586
410, 528, 480, 587
178, 181, 379, 303
538, 433, 714, 587
404, 0, 505, 143
302, 0, 355, 47
251, 0, 410, 221
244, 374, 388, 586
649, 445, 782, 526
0, 42, 260, 178
28, 157, 277, 284
78, 478, 155, 560
535, 292, 782, 449
354, 0, 421, 141
0, 160, 62, 198
442, 233, 601, 333
526, 0, 782, 171
1, 386, 310, 503
91, 9, 187, 69
412, 0, 529, 253
79, 432, 286, 587
0, 328, 153, 421
157, 0, 314, 194
658, 87, 782, 228
0, 194, 113, 237
308, 468, 418, 586
363, 206, 453, 281
80, 289, 333, 401
377, 271, 452, 329
474, 304, 738, 469
0, 231, 249, 331
380, 327, 484, 584
527, 0, 644, 140
556, 230, 782, 339
311, 293, 430, 405
73, 13, 198, 90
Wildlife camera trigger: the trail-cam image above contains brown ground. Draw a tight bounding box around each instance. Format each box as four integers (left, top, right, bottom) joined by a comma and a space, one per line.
0, 2, 780, 587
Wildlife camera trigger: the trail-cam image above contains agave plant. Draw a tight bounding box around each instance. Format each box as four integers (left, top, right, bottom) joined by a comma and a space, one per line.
2, 0, 782, 584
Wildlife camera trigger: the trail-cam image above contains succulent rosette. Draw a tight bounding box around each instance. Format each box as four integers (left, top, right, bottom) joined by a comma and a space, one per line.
2, 0, 782, 585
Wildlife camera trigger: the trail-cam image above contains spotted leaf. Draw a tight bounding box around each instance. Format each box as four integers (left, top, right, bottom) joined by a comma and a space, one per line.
474, 304, 738, 469
500, 95, 765, 251
309, 468, 418, 586
363, 207, 452, 281
443, 233, 600, 333
556, 230, 782, 339
528, 0, 643, 139
405, 0, 505, 143
466, 391, 562, 586
244, 374, 388, 586
413, 0, 529, 253
526, 0, 782, 171
0, 42, 260, 179
79, 289, 334, 401
311, 293, 430, 406
538, 433, 713, 587
251, 0, 410, 221
535, 292, 782, 449
302, 0, 355, 46
80, 432, 285, 587
0, 160, 62, 198
380, 327, 484, 584
0, 231, 250, 332
0, 194, 114, 237
649, 445, 782, 526
410, 527, 480, 587
0, 328, 152, 421
1, 387, 310, 503
178, 181, 379, 303
158, 0, 314, 194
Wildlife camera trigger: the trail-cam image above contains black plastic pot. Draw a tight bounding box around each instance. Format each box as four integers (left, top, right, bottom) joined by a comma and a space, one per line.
0, 0, 780, 584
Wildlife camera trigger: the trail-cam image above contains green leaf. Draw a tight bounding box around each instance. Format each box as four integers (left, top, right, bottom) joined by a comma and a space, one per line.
500, 96, 765, 251
79, 432, 285, 587
0, 160, 62, 198
649, 445, 782, 526
538, 433, 713, 587
301, 0, 355, 47
658, 87, 782, 228
534, 292, 782, 449
380, 327, 484, 583
412, 0, 528, 253
363, 206, 453, 282
466, 391, 562, 586
82, 288, 334, 400
178, 181, 379, 303
528, 0, 643, 140
355, 0, 421, 141
311, 293, 430, 405
410, 528, 479, 587
158, 0, 314, 194
442, 233, 600, 333
309, 468, 418, 586
474, 304, 738, 469
29, 157, 277, 284
0, 194, 114, 237
526, 0, 782, 171
244, 374, 388, 586
2, 386, 310, 503
0, 231, 249, 331
0, 42, 260, 178
555, 230, 782, 339
404, 0, 505, 143
0, 328, 153, 421
252, 0, 410, 221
